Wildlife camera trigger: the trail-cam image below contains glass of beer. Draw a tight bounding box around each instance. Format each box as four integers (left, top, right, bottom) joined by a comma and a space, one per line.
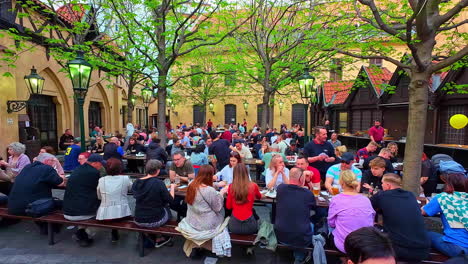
312, 186, 320, 197
331, 184, 340, 196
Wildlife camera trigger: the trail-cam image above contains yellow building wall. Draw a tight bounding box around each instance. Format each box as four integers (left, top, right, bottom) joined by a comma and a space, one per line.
0, 38, 134, 153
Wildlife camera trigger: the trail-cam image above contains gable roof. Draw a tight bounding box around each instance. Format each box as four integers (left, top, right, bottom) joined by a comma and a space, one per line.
343, 65, 392, 107
321, 81, 353, 106
56, 4, 86, 24
363, 66, 392, 95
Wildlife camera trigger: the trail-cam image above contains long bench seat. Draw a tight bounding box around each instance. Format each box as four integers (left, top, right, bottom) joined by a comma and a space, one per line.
0, 207, 449, 263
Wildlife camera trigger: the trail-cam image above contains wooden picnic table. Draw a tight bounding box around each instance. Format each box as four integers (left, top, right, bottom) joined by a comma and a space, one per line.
123, 154, 147, 160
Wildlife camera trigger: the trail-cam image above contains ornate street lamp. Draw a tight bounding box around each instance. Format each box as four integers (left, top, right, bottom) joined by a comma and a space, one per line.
278, 100, 284, 116
7, 66, 45, 113
243, 101, 249, 115
298, 68, 316, 143
209, 101, 215, 115
68, 51, 93, 152
141, 86, 153, 130
130, 94, 136, 106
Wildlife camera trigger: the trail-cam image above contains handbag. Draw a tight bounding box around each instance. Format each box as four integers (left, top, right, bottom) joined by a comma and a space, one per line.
25, 198, 58, 217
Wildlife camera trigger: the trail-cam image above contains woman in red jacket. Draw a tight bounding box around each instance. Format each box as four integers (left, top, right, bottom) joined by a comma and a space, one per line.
225, 163, 262, 235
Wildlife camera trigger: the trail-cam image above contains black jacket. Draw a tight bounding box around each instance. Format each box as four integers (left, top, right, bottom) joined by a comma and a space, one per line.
132, 177, 173, 223
63, 163, 100, 216
127, 143, 144, 154
103, 142, 122, 160
8, 162, 63, 215
146, 142, 168, 164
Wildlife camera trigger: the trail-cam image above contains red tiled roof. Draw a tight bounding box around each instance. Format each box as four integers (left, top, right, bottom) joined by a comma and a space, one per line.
363, 66, 392, 95
322, 81, 353, 105
56, 4, 86, 24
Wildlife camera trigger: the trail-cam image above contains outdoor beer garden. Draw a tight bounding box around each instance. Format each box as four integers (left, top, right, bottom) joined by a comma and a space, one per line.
0, 0, 466, 264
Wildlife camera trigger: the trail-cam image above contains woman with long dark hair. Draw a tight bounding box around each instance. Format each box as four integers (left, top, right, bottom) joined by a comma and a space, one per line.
226, 163, 261, 235
422, 172, 468, 257
215, 152, 243, 185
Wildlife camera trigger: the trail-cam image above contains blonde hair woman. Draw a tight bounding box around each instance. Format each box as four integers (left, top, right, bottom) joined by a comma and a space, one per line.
265, 154, 289, 189
327, 170, 375, 253
335, 145, 348, 159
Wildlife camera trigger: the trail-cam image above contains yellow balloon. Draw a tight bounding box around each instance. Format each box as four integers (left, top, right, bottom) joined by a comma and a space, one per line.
450, 114, 468, 129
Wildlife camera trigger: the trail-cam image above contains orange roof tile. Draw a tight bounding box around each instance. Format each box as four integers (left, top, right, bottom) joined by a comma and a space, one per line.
322, 81, 353, 105
363, 66, 392, 95
56, 4, 86, 24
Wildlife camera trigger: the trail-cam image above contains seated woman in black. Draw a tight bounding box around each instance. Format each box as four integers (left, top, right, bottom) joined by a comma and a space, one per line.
126, 137, 144, 172
132, 159, 175, 247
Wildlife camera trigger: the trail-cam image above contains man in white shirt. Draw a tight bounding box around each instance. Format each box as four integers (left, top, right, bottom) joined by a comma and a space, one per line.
230, 140, 253, 159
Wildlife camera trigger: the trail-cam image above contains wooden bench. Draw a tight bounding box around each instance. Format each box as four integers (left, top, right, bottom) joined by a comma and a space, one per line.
0, 207, 449, 262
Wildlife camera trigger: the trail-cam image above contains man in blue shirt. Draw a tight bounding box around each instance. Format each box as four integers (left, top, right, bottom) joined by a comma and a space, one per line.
422, 173, 468, 257
63, 138, 81, 171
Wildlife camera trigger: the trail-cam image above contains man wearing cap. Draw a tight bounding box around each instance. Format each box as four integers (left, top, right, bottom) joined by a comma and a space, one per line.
325, 152, 362, 194
63, 138, 82, 172
285, 139, 299, 156
63, 154, 105, 247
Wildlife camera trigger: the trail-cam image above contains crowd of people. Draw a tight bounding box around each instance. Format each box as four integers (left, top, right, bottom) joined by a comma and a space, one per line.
0, 119, 466, 263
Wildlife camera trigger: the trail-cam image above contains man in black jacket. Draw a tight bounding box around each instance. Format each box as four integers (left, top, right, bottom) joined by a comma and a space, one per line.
103, 137, 124, 160
63, 154, 105, 247
370, 173, 430, 262
8, 153, 63, 235
146, 138, 168, 175
8, 153, 63, 215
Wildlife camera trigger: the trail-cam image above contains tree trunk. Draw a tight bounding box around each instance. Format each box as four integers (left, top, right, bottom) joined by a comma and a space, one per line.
126, 78, 136, 123
260, 91, 272, 131
126, 101, 134, 123
157, 73, 168, 148
402, 70, 431, 195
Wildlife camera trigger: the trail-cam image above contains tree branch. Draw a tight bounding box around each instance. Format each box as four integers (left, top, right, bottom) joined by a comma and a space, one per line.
437, 19, 468, 31
429, 45, 468, 72
435, 0, 468, 27
328, 48, 409, 69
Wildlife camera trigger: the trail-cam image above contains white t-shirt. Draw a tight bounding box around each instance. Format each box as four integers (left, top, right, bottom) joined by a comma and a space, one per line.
265, 168, 290, 189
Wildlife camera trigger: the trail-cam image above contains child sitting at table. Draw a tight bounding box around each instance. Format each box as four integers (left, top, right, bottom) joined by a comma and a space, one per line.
361, 157, 386, 194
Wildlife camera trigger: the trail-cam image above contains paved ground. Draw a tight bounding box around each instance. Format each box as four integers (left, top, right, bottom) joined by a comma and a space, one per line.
0, 189, 301, 264
0, 220, 300, 264
0, 190, 442, 264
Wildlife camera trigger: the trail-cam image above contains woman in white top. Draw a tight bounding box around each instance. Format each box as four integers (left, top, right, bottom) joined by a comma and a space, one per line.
216, 152, 248, 185
265, 154, 289, 189
96, 158, 132, 242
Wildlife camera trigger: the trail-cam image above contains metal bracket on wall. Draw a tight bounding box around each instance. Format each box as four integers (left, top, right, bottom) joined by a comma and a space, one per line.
7, 100, 27, 113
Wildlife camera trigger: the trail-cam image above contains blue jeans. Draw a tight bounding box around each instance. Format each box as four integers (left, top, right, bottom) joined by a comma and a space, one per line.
282, 223, 314, 263
428, 231, 468, 257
